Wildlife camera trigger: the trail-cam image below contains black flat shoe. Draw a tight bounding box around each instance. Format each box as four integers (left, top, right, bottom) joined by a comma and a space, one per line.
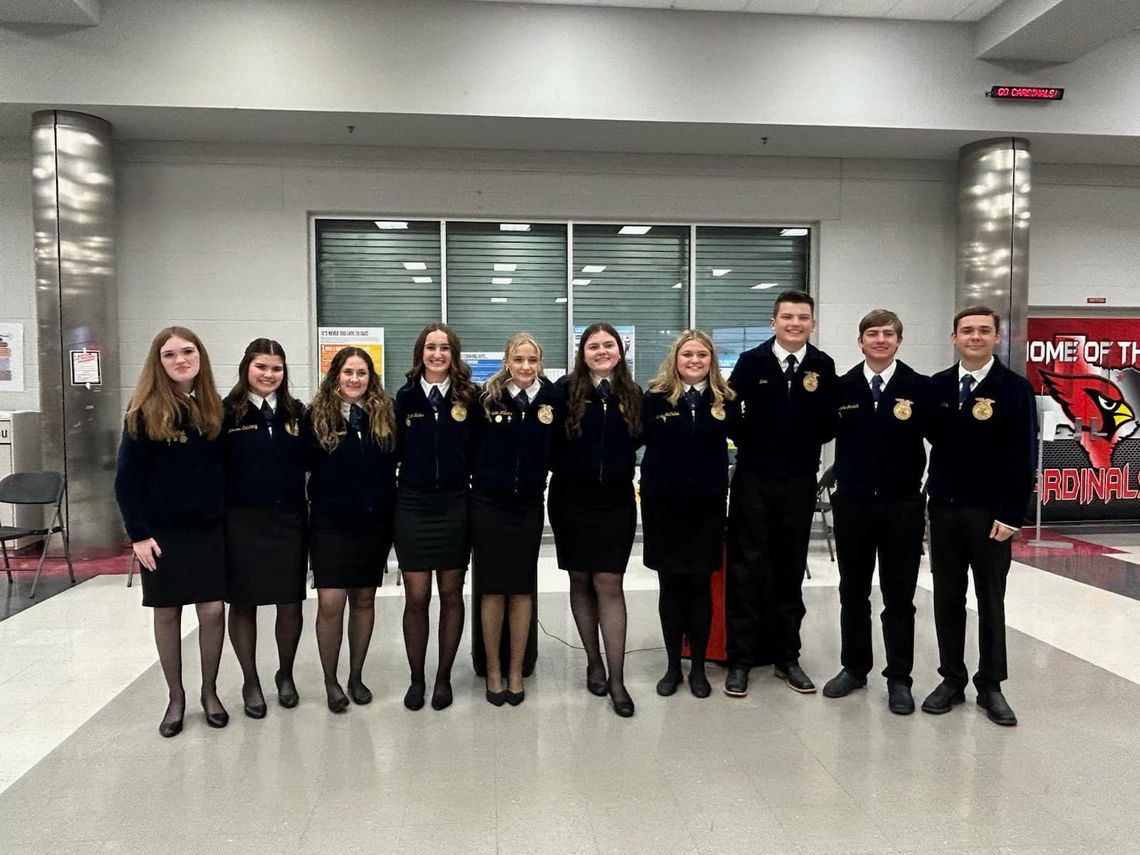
587, 667, 608, 697
347, 679, 373, 706
275, 670, 299, 709
822, 669, 867, 699
774, 662, 816, 694
158, 702, 184, 738
689, 670, 712, 699
921, 680, 965, 715
656, 668, 683, 697
977, 690, 1018, 727
404, 682, 426, 711
242, 682, 267, 719
608, 682, 635, 718
887, 680, 915, 715
485, 682, 507, 706
431, 683, 454, 711
326, 684, 349, 714
201, 697, 229, 729
505, 689, 525, 707
724, 666, 749, 698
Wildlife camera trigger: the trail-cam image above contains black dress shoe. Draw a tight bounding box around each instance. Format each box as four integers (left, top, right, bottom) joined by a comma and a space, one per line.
347, 679, 373, 706
822, 669, 867, 699
977, 690, 1018, 727
609, 683, 635, 718
724, 666, 749, 698
403, 682, 426, 711
505, 690, 525, 707
656, 667, 683, 697
431, 683, 454, 711
242, 682, 267, 720
774, 662, 817, 694
326, 684, 349, 714
485, 678, 507, 706
587, 667, 608, 697
201, 697, 230, 729
274, 670, 299, 709
689, 670, 712, 699
158, 702, 184, 738
921, 680, 965, 714
887, 680, 915, 715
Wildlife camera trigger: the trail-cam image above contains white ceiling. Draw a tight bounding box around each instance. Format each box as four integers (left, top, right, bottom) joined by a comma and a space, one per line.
467, 0, 1007, 22
0, 0, 99, 25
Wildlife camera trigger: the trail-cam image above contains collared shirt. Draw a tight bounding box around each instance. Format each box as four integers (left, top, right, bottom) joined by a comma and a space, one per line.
683, 380, 709, 394
248, 391, 278, 412
862, 360, 897, 390
420, 376, 451, 399
339, 400, 353, 420
589, 373, 612, 388
957, 357, 994, 389
507, 381, 536, 399
772, 341, 808, 372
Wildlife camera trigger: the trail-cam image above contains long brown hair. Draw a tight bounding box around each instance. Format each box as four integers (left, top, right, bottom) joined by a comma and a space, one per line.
648, 329, 736, 407
565, 322, 641, 438
223, 338, 303, 422
406, 323, 478, 406
125, 326, 222, 441
481, 332, 544, 417
309, 347, 395, 453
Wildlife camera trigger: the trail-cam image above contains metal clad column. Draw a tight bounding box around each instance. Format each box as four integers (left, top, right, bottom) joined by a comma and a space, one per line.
31, 111, 121, 557
956, 138, 1031, 372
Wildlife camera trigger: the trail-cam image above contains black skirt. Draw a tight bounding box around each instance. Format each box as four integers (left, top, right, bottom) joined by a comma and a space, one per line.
641, 494, 725, 575
141, 521, 226, 607
547, 476, 636, 574
470, 489, 543, 595
394, 487, 471, 571
224, 506, 307, 606
309, 505, 394, 589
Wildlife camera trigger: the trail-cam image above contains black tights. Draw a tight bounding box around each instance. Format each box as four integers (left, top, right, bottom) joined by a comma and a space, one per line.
316, 587, 376, 705
568, 570, 629, 703
228, 602, 303, 706
402, 569, 466, 691
153, 601, 226, 726
657, 572, 713, 676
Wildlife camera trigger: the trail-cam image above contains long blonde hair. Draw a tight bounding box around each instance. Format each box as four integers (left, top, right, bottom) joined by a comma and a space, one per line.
648, 329, 736, 408
125, 326, 222, 441
309, 347, 395, 453
481, 332, 544, 417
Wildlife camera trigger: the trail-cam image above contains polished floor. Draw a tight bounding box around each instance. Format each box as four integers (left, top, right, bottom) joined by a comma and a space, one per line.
1, 532, 1139, 855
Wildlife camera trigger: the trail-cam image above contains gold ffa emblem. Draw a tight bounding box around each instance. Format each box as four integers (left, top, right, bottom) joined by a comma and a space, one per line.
893, 399, 913, 421
494, 413, 503, 424
538, 404, 554, 425
972, 398, 994, 421
451, 403, 467, 422
285, 419, 299, 436
710, 403, 726, 421
802, 372, 819, 392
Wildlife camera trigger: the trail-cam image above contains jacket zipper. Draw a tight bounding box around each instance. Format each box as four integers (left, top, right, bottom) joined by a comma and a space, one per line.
433, 409, 440, 489
514, 410, 524, 493
599, 400, 607, 482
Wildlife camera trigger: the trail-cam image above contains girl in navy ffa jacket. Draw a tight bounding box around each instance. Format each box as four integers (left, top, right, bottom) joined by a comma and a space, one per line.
471, 333, 564, 706
549, 322, 642, 717
114, 326, 228, 738
305, 346, 398, 714
221, 338, 307, 719
393, 324, 480, 712
641, 330, 737, 700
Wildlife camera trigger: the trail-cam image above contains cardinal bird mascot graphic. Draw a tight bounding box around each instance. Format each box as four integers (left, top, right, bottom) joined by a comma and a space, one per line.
1040, 370, 1137, 468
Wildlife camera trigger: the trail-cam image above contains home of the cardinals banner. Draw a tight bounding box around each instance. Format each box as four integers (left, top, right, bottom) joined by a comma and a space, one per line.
1027, 317, 1140, 522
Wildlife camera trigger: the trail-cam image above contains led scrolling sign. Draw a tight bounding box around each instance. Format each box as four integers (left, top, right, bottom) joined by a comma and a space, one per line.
988, 86, 1065, 101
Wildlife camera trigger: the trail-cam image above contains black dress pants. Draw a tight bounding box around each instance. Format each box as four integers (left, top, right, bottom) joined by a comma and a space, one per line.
832, 492, 924, 685
726, 468, 817, 668
928, 503, 1012, 692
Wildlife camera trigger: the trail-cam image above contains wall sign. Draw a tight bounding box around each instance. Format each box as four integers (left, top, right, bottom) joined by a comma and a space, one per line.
988, 86, 1064, 101
318, 327, 385, 388
69, 349, 102, 387
0, 322, 24, 393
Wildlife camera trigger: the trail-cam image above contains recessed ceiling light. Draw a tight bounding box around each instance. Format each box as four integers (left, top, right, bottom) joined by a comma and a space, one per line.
582, 265, 606, 274
671, 282, 683, 289
619, 226, 651, 235
555, 297, 568, 304
572, 279, 591, 286
490, 297, 508, 303
751, 282, 779, 290
494, 263, 517, 272
412, 276, 433, 284
492, 277, 512, 285
500, 223, 531, 232
712, 268, 731, 277
375, 220, 408, 230
780, 228, 809, 236
403, 261, 427, 270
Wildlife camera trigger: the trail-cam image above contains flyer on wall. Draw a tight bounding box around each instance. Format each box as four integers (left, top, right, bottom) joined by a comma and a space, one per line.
318, 327, 384, 388
1027, 316, 1140, 522
0, 322, 24, 393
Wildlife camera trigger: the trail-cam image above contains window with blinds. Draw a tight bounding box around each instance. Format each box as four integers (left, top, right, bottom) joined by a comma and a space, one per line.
571, 224, 690, 387
445, 222, 568, 375
694, 226, 810, 374
315, 219, 442, 390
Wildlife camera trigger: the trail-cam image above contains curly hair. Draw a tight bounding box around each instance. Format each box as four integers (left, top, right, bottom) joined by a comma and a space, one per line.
309, 347, 395, 453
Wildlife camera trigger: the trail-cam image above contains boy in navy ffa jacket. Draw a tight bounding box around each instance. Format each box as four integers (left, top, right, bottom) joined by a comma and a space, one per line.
922, 306, 1037, 727
821, 309, 934, 715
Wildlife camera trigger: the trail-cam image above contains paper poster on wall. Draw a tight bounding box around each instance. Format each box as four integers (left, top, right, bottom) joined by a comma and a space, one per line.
462, 352, 505, 383
1026, 316, 1140, 522
0, 322, 24, 392
69, 349, 102, 386
573, 324, 635, 377
318, 327, 385, 388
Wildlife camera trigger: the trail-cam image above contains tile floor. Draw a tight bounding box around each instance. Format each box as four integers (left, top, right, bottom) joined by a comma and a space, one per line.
0, 534, 1138, 854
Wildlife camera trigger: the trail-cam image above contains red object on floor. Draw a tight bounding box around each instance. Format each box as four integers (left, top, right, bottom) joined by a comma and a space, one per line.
682, 547, 727, 664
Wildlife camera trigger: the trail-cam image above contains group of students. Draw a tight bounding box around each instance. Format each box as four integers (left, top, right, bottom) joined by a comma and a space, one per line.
115, 289, 1037, 738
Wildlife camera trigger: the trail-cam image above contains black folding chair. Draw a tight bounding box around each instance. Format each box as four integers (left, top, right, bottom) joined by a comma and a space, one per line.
806, 464, 837, 580
0, 471, 76, 598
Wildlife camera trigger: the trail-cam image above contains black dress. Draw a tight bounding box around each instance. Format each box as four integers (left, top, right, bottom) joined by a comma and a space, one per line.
221, 397, 308, 606
548, 376, 641, 574
640, 387, 734, 575
393, 380, 479, 571
470, 380, 564, 595
114, 410, 226, 608
304, 407, 398, 589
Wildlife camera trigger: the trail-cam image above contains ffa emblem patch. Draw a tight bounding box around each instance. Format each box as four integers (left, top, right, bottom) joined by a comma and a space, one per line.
893, 399, 913, 421
451, 404, 467, 422
972, 398, 994, 421
802, 372, 819, 392
538, 404, 554, 425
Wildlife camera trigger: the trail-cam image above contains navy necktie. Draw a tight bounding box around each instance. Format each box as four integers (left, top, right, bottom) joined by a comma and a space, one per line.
870, 375, 883, 405
515, 389, 529, 412
428, 386, 443, 412
597, 379, 611, 400
347, 404, 366, 432
959, 374, 975, 407
784, 354, 797, 382
684, 387, 701, 409
259, 400, 274, 425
